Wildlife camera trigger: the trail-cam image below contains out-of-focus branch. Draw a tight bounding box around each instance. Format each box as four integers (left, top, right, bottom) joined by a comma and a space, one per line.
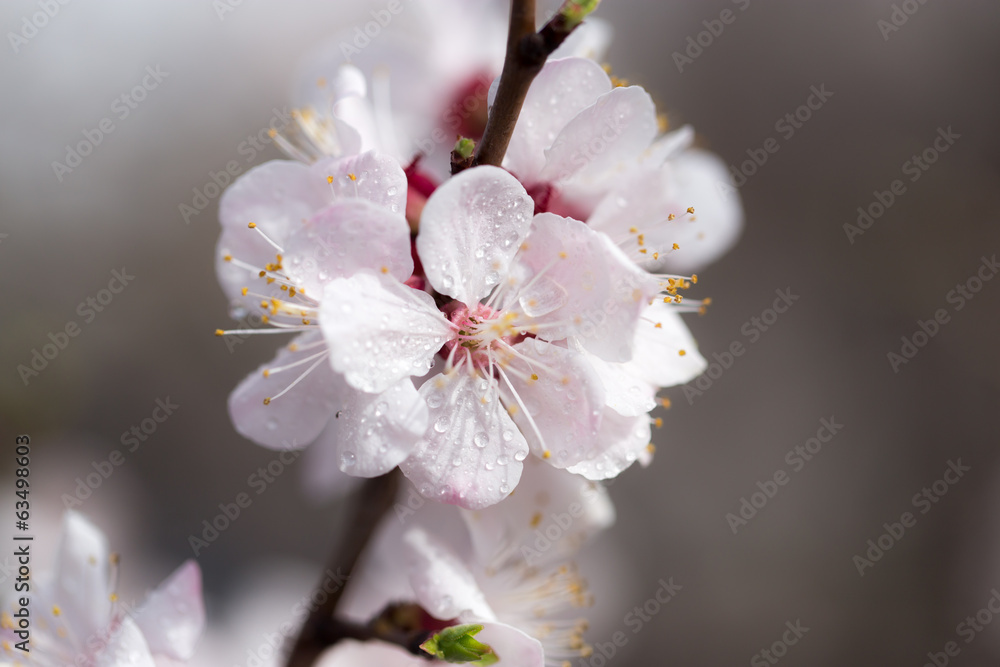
285, 472, 401, 667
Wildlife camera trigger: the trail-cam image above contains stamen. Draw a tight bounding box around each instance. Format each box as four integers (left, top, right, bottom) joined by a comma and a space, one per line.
496, 364, 550, 458
263, 351, 330, 405
247, 222, 285, 253
263, 348, 330, 377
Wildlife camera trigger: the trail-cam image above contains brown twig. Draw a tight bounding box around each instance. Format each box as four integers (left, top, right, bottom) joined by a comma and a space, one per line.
471, 0, 590, 169
284, 472, 401, 667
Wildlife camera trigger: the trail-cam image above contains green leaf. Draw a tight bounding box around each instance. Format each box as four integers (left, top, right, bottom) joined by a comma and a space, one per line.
420, 624, 499, 665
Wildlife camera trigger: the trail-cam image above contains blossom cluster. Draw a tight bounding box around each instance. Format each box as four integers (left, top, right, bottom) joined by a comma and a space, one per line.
215, 26, 739, 513
0, 4, 739, 667
207, 2, 742, 664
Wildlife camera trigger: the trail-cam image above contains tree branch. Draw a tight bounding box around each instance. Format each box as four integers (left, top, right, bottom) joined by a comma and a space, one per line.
285, 472, 401, 667
471, 0, 593, 169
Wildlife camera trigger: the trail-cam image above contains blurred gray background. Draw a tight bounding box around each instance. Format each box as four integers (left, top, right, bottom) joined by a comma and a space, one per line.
2, 1, 999, 665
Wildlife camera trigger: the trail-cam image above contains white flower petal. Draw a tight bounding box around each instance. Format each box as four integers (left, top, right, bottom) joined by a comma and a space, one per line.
327, 379, 429, 478
503, 339, 604, 467
134, 560, 204, 661
512, 213, 659, 361
320, 273, 453, 394
580, 345, 657, 417
474, 622, 546, 667
503, 58, 611, 186
218, 160, 328, 237
417, 166, 534, 305
567, 409, 652, 480
314, 639, 419, 667
216, 160, 330, 303
400, 371, 527, 510
540, 85, 658, 186
93, 616, 156, 667
51, 511, 112, 640
314, 150, 408, 213
228, 332, 338, 450
403, 527, 496, 621
551, 17, 613, 61
461, 459, 614, 569
587, 162, 675, 249
283, 199, 413, 293
656, 148, 744, 273
626, 302, 707, 388
642, 124, 696, 166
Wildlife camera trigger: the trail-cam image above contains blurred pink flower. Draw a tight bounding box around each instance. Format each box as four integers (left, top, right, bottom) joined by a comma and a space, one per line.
1, 511, 203, 666
325, 460, 614, 667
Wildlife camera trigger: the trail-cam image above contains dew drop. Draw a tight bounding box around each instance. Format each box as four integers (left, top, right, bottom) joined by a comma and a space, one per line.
341, 451, 356, 468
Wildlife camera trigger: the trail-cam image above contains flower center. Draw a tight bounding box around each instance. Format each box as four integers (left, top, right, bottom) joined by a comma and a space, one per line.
444, 303, 522, 370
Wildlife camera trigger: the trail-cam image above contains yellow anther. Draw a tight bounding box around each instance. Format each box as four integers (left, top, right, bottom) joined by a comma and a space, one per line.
317, 77, 327, 87
654, 322, 662, 329
263, 397, 271, 405
560, 376, 571, 385
653, 252, 660, 260
109, 593, 118, 602
629, 226, 638, 234
262, 370, 270, 378
672, 243, 680, 250
267, 128, 277, 138
380, 266, 389, 274
639, 248, 647, 254
559, 251, 568, 259
223, 254, 232, 262
678, 349, 687, 356
52, 605, 61, 617
261, 315, 270, 323
241, 287, 248, 296
302, 318, 311, 325
659, 397, 672, 408
530, 512, 543, 528
348, 173, 357, 181
668, 213, 676, 221
703, 297, 712, 305
543, 450, 552, 459
288, 287, 296, 297
657, 113, 669, 133
686, 206, 695, 214
248, 222, 257, 228
691, 274, 698, 284
288, 344, 299, 351
646, 443, 656, 455
507, 405, 519, 416
530, 373, 539, 381
214, 329, 224, 337
637, 234, 645, 246
654, 417, 663, 428
327, 175, 334, 184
